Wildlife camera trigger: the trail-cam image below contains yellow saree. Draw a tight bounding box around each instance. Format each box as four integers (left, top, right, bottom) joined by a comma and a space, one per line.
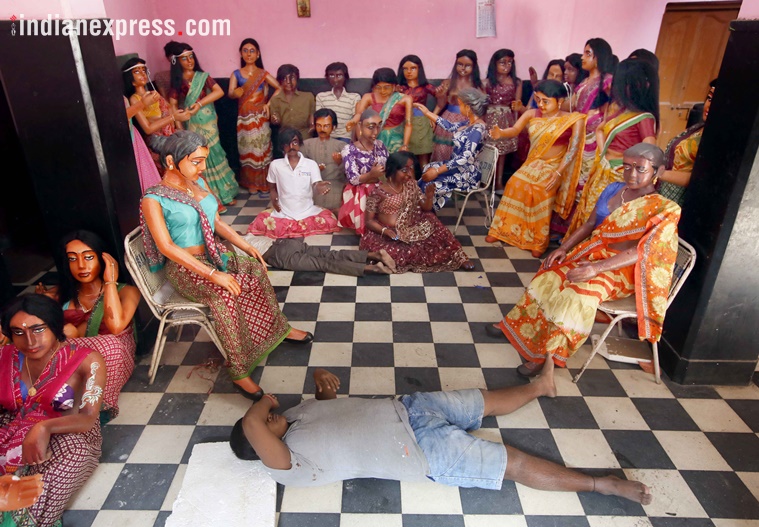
497, 193, 681, 367
488, 112, 586, 253
566, 111, 654, 236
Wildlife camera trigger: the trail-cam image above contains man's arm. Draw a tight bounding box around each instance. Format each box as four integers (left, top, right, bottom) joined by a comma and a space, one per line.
242, 395, 292, 470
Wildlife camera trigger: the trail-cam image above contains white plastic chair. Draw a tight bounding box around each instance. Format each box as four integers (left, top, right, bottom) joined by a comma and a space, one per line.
573, 237, 697, 384
124, 227, 226, 384
452, 144, 499, 234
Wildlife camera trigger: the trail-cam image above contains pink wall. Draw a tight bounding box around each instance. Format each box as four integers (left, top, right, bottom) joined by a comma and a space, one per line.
739, 0, 759, 17
8, 0, 106, 19
104, 0, 739, 80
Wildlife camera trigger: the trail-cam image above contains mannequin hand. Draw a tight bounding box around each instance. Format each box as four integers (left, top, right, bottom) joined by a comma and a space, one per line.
314, 368, 341, 394
368, 163, 385, 181
511, 100, 524, 112
413, 102, 429, 114
21, 423, 52, 466
175, 109, 192, 122
233, 87, 244, 98
331, 152, 342, 164
209, 271, 241, 296
102, 252, 119, 282
566, 261, 598, 282
490, 126, 504, 140
34, 282, 60, 301
545, 172, 560, 192
384, 228, 399, 241
542, 248, 567, 269
315, 181, 331, 195
262, 103, 270, 119
245, 245, 267, 269
529, 66, 538, 85
0, 474, 44, 511
64, 323, 80, 339
421, 168, 438, 182
142, 91, 160, 107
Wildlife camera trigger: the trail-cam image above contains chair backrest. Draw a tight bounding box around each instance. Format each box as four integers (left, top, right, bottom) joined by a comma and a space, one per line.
666, 236, 697, 308
124, 227, 167, 319
477, 144, 499, 189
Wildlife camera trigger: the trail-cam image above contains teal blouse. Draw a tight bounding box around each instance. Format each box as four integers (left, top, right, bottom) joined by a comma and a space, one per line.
144, 179, 218, 248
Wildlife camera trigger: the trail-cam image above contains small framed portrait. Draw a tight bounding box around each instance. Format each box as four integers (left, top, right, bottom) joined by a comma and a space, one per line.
297, 0, 311, 17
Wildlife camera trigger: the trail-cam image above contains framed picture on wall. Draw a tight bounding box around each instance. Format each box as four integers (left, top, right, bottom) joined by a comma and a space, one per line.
297, 0, 311, 17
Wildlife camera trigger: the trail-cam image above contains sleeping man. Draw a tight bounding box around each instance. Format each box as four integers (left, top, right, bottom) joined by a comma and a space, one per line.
230, 355, 652, 505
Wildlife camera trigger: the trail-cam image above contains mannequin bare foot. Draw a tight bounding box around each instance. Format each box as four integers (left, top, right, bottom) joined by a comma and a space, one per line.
378, 249, 396, 272
594, 475, 653, 505
531, 249, 544, 258
534, 353, 557, 398
485, 235, 499, 243
461, 260, 475, 271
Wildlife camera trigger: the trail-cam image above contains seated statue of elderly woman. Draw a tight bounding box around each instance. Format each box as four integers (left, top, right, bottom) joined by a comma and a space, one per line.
487, 143, 681, 377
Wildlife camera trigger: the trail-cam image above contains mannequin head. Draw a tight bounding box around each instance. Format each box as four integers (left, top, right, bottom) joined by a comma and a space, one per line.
239, 38, 264, 69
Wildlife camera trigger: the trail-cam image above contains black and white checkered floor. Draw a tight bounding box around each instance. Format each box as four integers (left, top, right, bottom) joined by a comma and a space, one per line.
49, 190, 759, 527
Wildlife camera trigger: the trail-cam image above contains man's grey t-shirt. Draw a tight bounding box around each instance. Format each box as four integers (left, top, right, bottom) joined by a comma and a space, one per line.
265, 398, 430, 486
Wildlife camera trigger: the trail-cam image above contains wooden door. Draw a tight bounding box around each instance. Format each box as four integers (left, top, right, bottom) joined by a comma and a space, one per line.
655, 2, 739, 149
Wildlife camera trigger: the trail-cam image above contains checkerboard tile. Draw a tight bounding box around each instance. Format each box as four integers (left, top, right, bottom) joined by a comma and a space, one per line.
56, 190, 759, 526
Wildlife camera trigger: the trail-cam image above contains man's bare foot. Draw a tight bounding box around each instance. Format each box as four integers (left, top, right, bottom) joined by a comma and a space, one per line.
535, 353, 557, 398
594, 475, 653, 505
379, 249, 396, 272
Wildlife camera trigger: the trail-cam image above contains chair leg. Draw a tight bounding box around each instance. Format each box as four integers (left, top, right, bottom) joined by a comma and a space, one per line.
653, 342, 661, 384
453, 195, 468, 235
573, 315, 625, 383
148, 317, 169, 384
175, 325, 183, 342
201, 321, 228, 362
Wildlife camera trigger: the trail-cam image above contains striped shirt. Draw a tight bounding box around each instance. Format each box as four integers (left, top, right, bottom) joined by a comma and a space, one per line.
315, 89, 361, 140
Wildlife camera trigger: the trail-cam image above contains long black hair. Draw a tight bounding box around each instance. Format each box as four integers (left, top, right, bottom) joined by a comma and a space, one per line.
611, 58, 660, 130
238, 38, 264, 69
1, 294, 66, 342
386, 151, 421, 181
542, 59, 565, 80
57, 230, 110, 306
165, 41, 205, 94
448, 49, 482, 93
486, 49, 518, 87
564, 53, 588, 86
121, 57, 157, 98
371, 67, 397, 88
585, 38, 615, 75
397, 55, 428, 87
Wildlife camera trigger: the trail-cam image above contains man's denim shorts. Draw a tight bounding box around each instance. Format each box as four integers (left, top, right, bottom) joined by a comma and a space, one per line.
400, 389, 507, 490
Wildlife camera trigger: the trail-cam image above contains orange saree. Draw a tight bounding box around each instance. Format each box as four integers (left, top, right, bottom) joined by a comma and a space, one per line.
497, 193, 681, 367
